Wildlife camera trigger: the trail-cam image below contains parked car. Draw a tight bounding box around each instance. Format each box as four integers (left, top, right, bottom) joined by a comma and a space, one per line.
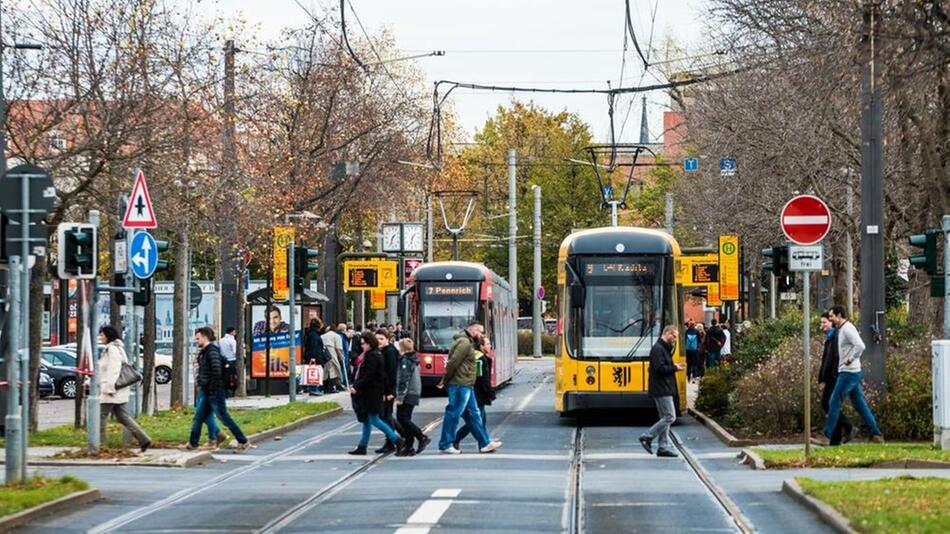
38, 372, 54, 398
47, 344, 173, 385
39, 361, 81, 399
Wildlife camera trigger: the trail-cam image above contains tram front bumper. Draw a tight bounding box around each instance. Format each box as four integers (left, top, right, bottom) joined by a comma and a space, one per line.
562, 391, 656, 412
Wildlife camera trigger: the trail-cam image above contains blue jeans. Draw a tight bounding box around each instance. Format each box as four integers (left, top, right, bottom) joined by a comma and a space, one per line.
194, 391, 221, 440
359, 413, 399, 447
189, 388, 248, 447
455, 405, 487, 445
706, 350, 720, 369
824, 371, 881, 438
439, 384, 491, 450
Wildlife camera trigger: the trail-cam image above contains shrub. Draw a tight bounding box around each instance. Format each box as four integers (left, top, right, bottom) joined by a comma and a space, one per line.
732, 335, 825, 436
731, 309, 804, 375
878, 339, 933, 440
695, 366, 738, 419
517, 330, 555, 355
886, 308, 928, 345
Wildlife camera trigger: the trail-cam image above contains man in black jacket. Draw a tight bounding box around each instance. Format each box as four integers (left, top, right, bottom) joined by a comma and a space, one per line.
639, 326, 685, 457
819, 312, 855, 445
375, 329, 404, 453
187, 327, 250, 451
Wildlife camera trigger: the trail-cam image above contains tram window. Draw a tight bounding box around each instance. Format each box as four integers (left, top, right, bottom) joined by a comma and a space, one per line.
418, 282, 479, 353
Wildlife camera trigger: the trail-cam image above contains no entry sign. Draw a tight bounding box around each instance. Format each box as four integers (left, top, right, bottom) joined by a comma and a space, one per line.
780, 195, 831, 245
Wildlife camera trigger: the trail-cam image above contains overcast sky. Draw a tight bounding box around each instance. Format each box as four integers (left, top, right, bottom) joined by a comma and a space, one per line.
197, 0, 711, 143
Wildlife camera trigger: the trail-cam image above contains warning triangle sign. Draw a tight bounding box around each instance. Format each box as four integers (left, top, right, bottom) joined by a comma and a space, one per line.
122, 170, 158, 229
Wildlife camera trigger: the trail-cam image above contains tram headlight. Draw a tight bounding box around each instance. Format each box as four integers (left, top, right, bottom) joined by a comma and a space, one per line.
585, 366, 596, 376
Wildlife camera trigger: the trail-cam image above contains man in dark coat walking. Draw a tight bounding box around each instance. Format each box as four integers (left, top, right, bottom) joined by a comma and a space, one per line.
375, 329, 404, 453
639, 326, 684, 457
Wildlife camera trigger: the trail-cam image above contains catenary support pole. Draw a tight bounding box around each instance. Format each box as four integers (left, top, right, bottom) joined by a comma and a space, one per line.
287, 242, 296, 403
664, 192, 674, 234
860, 0, 886, 386
846, 180, 855, 318
87, 211, 102, 453
5, 256, 23, 483
943, 215, 950, 339
803, 272, 811, 457
508, 149, 517, 297
532, 185, 542, 358
426, 196, 434, 263
19, 169, 31, 480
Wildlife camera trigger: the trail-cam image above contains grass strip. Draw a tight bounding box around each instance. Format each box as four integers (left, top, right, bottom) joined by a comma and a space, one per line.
796, 476, 950, 534
0, 476, 89, 518
753, 443, 950, 468
0, 401, 337, 449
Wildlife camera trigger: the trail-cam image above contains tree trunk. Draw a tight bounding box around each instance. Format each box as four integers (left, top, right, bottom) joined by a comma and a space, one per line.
236, 263, 247, 397
141, 288, 156, 414
170, 229, 188, 409
110, 291, 121, 327
29, 255, 46, 433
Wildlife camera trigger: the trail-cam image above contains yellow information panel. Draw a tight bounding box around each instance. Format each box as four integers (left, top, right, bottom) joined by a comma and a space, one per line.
680, 253, 722, 306
343, 259, 399, 292
370, 290, 387, 310
272, 226, 294, 301
719, 235, 740, 301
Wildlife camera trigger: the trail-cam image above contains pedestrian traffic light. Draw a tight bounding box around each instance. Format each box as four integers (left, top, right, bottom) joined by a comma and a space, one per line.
57, 223, 97, 279
154, 239, 170, 274
293, 245, 320, 293
908, 230, 939, 275
762, 247, 776, 272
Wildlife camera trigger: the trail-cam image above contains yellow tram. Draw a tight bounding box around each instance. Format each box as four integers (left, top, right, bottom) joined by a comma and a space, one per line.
554, 226, 687, 415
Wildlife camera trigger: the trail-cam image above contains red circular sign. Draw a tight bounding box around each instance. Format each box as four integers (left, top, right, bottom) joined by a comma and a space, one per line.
780, 195, 831, 245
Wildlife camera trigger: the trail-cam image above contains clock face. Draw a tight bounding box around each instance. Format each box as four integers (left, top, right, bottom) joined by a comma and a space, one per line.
382, 224, 401, 252
403, 224, 424, 252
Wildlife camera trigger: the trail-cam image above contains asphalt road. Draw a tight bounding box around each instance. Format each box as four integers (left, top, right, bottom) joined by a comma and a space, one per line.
15, 360, 861, 533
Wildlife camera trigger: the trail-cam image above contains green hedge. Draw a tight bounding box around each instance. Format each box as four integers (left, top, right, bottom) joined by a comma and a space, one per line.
517, 330, 556, 355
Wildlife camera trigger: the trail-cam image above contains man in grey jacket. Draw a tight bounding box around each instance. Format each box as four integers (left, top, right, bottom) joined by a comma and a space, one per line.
820, 306, 884, 445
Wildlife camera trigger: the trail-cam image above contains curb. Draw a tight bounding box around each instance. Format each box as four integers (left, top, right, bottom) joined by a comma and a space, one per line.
738, 448, 767, 470
0, 488, 100, 531
244, 406, 343, 445
781, 479, 856, 534
872, 459, 950, 469
688, 407, 755, 447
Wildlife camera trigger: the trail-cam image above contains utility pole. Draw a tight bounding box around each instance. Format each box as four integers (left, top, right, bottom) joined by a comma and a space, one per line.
5, 256, 23, 483
426, 196, 434, 263
664, 193, 674, 234
860, 0, 886, 386
508, 149, 517, 297
532, 185, 542, 358
846, 178, 855, 318
220, 39, 240, 342
87, 210, 101, 453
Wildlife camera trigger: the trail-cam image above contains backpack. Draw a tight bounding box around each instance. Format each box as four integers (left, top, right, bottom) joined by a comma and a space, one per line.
685, 332, 699, 351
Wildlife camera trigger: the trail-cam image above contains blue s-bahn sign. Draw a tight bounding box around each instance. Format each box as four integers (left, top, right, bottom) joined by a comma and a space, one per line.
683, 158, 699, 172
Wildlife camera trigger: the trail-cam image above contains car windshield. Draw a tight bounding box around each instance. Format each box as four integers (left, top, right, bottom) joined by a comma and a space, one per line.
566, 257, 669, 359
418, 282, 479, 353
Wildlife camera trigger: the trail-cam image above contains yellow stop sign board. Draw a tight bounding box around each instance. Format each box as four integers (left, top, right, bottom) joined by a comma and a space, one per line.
343, 259, 399, 292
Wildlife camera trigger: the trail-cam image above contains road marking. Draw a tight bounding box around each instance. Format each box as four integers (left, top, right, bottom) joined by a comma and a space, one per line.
515, 375, 550, 412
88, 420, 361, 534
693, 452, 741, 460
394, 489, 462, 534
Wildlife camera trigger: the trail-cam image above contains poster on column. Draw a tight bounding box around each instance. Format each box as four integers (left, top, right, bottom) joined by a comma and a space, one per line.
250, 304, 302, 378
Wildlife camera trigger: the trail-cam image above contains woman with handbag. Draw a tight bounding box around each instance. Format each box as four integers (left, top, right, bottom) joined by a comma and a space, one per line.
98, 325, 151, 452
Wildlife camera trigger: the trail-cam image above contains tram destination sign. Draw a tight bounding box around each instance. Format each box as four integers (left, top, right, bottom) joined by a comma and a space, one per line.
584, 262, 656, 276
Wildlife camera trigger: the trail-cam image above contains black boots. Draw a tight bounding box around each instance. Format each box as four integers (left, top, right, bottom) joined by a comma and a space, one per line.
348, 445, 367, 455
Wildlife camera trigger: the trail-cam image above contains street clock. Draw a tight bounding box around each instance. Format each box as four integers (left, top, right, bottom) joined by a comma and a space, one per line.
382, 223, 402, 252
402, 223, 424, 253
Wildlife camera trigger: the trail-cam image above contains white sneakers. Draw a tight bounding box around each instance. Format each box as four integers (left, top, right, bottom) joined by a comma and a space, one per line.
480, 441, 502, 453
440, 447, 461, 455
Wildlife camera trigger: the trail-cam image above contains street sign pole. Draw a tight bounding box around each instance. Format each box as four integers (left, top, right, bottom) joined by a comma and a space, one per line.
87, 211, 101, 453
287, 241, 296, 403
803, 271, 811, 457
124, 230, 138, 419
18, 170, 31, 480
5, 256, 23, 483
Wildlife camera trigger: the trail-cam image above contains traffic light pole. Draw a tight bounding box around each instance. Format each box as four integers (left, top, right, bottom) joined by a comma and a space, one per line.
802, 272, 811, 457
770, 273, 777, 319
87, 211, 101, 454
5, 256, 23, 483
287, 242, 296, 403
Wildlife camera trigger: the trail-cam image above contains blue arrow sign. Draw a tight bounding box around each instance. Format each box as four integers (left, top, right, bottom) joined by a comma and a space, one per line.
683, 158, 699, 172
129, 230, 158, 279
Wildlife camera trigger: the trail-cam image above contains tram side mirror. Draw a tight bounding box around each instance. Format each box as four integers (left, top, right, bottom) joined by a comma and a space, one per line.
570, 284, 585, 308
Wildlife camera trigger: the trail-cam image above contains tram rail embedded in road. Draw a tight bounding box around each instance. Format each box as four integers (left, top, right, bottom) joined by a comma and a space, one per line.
563, 426, 585, 534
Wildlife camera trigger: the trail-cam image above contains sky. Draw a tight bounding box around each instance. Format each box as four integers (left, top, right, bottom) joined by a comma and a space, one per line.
196, 0, 712, 143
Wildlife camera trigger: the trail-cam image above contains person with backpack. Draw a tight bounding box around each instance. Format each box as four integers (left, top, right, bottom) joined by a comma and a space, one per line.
454, 336, 496, 451
683, 320, 701, 383
395, 338, 429, 456
97, 325, 151, 453
705, 319, 725, 369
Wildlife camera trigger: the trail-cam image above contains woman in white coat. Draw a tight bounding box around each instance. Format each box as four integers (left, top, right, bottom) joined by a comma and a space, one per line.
98, 325, 151, 452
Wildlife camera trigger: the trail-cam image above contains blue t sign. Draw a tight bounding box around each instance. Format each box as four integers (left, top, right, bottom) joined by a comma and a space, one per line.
129, 230, 158, 279
683, 158, 699, 172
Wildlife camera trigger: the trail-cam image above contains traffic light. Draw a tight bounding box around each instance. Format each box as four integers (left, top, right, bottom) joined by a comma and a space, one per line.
762, 246, 776, 272
908, 229, 945, 297
114, 275, 152, 306
293, 245, 320, 293
57, 223, 97, 279
154, 239, 170, 274
763, 245, 795, 291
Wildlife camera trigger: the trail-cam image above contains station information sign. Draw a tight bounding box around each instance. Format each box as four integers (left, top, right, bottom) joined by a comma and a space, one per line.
343, 259, 399, 292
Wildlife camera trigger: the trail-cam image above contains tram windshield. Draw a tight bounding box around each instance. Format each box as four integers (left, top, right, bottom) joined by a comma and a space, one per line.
418, 282, 480, 353
566, 257, 672, 359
